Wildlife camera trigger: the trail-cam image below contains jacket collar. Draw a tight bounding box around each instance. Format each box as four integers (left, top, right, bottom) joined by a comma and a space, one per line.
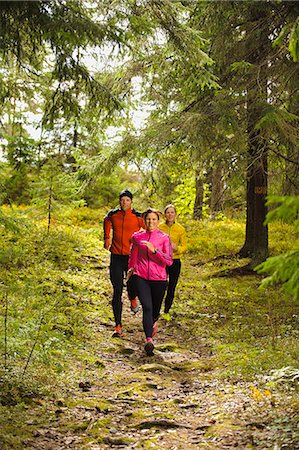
146, 227, 160, 235
120, 208, 132, 215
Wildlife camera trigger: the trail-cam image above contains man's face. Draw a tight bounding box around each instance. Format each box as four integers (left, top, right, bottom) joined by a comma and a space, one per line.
120, 196, 132, 211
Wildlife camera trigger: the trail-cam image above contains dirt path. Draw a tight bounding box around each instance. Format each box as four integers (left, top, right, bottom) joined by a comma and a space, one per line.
23, 296, 296, 449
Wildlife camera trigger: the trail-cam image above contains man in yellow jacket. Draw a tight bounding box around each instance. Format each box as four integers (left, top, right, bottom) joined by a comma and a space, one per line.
159, 204, 187, 314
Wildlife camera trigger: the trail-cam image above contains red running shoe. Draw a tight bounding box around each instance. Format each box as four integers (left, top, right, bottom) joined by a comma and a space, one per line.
130, 297, 139, 314
112, 324, 123, 338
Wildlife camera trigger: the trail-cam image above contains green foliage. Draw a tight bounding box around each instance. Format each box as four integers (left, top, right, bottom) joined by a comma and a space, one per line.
257, 251, 299, 301
31, 159, 85, 230
186, 218, 245, 257
255, 196, 299, 300
172, 171, 195, 218
0, 206, 110, 402
0, 206, 26, 234
288, 16, 299, 62
265, 196, 299, 227
177, 217, 299, 381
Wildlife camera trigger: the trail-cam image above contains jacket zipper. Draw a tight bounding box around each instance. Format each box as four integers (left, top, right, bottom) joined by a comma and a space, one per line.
121, 210, 124, 254
147, 232, 151, 279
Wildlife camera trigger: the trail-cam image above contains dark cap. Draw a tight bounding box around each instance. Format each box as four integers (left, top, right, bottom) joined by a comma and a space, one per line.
119, 189, 133, 200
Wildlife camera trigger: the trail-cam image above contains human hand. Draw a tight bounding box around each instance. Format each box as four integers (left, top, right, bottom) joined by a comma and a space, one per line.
126, 267, 134, 282
104, 239, 110, 250
141, 240, 155, 253
172, 243, 178, 251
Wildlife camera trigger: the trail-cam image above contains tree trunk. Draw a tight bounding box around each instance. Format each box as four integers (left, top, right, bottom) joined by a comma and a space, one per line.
251, 146, 268, 267
210, 165, 224, 220
239, 4, 269, 266
193, 170, 204, 220
242, 100, 269, 268
238, 165, 255, 257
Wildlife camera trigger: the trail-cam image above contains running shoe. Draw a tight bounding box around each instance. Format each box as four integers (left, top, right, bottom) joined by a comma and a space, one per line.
144, 339, 154, 356
130, 297, 139, 314
152, 321, 157, 338
112, 324, 123, 338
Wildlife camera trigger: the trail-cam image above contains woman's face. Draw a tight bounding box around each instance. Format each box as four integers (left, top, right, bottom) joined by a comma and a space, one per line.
165, 207, 176, 223
145, 212, 159, 231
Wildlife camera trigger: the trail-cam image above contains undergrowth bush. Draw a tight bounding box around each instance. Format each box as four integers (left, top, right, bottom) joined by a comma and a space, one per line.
185, 219, 245, 258
256, 196, 299, 300
0, 206, 109, 404
177, 216, 299, 381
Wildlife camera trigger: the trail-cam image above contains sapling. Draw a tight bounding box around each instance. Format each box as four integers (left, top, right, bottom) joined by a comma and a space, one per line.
3, 289, 8, 371
22, 312, 44, 379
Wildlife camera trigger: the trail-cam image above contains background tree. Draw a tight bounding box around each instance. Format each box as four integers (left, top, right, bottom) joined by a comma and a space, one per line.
118, 0, 298, 268
31, 157, 84, 232
0, 0, 298, 269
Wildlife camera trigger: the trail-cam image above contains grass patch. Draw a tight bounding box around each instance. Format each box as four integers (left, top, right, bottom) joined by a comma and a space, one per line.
177, 218, 299, 381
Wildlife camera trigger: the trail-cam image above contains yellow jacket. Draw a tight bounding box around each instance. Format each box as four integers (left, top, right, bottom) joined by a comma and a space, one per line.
159, 222, 187, 259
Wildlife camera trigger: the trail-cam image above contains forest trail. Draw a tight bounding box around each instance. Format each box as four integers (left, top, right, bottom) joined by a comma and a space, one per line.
21, 253, 296, 450
23, 310, 258, 449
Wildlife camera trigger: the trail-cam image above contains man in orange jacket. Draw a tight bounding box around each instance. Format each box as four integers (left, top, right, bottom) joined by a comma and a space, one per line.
103, 189, 144, 337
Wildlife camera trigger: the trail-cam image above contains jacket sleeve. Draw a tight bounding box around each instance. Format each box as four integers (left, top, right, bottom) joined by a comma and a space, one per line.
153, 235, 173, 267
177, 227, 187, 256
128, 236, 138, 269
103, 214, 112, 250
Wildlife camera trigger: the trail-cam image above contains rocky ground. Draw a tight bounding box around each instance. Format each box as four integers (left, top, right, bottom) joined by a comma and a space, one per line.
23, 299, 298, 450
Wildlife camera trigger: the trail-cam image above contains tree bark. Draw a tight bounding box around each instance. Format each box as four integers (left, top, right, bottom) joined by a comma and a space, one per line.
238, 4, 269, 266
210, 165, 224, 220
193, 170, 204, 220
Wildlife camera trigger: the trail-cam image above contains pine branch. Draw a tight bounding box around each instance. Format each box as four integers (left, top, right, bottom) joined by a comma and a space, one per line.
270, 147, 299, 165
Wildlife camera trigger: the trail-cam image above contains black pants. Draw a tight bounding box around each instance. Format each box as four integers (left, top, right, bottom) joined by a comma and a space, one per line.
110, 254, 136, 326
133, 275, 167, 338
164, 259, 181, 313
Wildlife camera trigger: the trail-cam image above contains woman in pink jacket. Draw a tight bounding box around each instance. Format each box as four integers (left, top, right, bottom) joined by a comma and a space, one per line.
128, 208, 173, 356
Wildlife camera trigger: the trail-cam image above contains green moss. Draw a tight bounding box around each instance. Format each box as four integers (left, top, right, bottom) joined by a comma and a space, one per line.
64, 397, 111, 411
139, 363, 174, 372
204, 420, 240, 437
102, 436, 133, 446
171, 359, 215, 372
119, 347, 135, 355
63, 420, 90, 431
155, 342, 180, 352
86, 417, 112, 436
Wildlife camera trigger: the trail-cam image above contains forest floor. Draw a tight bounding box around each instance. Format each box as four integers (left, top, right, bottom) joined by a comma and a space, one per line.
15, 256, 299, 449
19, 309, 298, 450
20, 318, 298, 450
1, 216, 298, 449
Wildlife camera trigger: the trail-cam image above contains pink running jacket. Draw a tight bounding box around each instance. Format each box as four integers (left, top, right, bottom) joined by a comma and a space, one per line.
128, 228, 173, 281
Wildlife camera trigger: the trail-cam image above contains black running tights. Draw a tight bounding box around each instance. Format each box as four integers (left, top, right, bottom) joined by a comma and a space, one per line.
164, 259, 181, 313
133, 275, 167, 338
110, 254, 136, 326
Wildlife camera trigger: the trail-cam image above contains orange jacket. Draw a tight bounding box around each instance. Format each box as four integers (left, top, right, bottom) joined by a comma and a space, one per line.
103, 208, 145, 255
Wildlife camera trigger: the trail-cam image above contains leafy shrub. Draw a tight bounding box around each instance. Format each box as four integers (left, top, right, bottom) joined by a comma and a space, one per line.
256, 196, 299, 300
